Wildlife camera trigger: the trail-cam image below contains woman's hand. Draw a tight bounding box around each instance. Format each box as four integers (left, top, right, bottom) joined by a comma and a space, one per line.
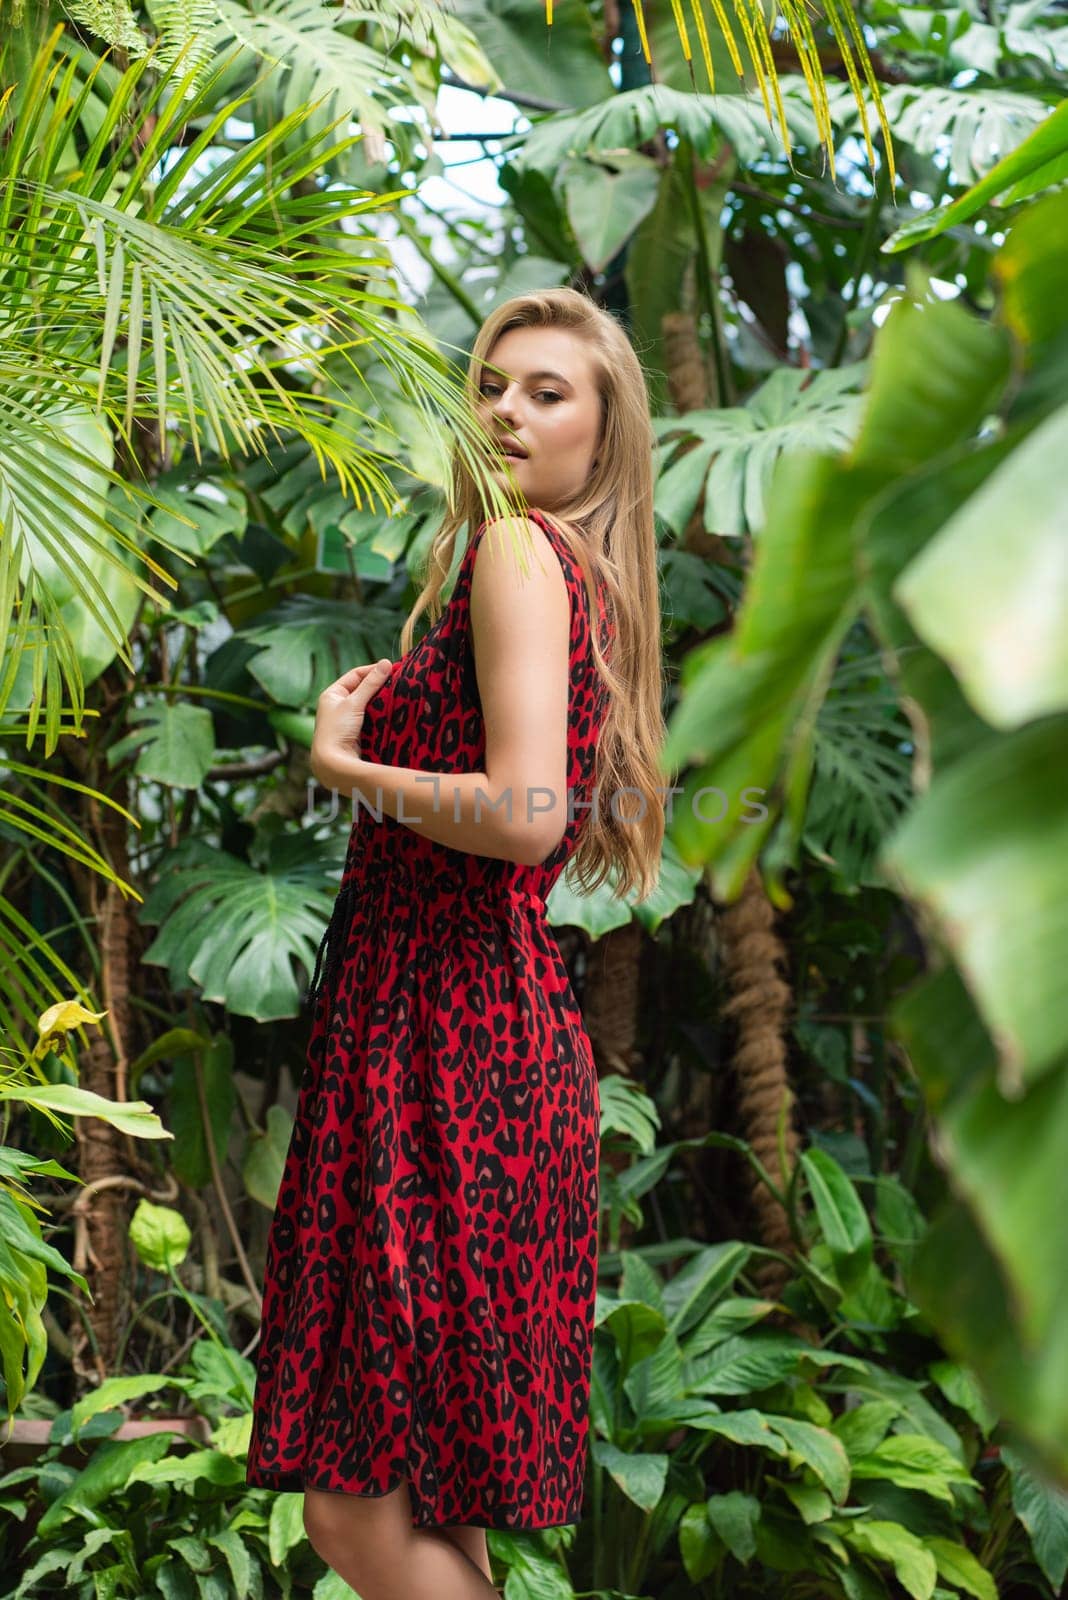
310, 659, 392, 785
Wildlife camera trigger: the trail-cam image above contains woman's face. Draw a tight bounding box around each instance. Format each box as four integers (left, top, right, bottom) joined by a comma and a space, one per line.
475, 325, 602, 511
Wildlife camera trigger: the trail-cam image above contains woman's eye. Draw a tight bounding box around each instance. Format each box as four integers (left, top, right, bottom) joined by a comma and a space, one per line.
479, 383, 562, 403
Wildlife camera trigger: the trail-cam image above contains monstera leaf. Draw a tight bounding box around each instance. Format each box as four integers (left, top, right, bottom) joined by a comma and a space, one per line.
503, 82, 821, 182
653, 365, 868, 539
239, 593, 400, 708
547, 832, 703, 938
139, 824, 346, 1020
106, 701, 216, 788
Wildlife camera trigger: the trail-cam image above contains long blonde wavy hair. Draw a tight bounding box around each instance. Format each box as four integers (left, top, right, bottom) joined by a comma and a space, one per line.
398, 287, 667, 904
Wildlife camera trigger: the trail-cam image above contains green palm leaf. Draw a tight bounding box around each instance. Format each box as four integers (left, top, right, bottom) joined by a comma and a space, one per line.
549, 0, 895, 183
0, 32, 525, 745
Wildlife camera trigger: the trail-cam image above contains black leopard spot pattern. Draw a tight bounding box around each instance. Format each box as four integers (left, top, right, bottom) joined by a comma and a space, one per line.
246, 509, 614, 1529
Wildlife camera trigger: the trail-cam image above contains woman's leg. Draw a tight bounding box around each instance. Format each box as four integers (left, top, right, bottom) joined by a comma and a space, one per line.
303, 1481, 500, 1600
436, 1523, 493, 1582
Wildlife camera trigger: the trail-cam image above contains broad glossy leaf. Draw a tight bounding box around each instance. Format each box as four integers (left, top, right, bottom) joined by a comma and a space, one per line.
850, 1435, 977, 1504
801, 1147, 874, 1294
653, 365, 867, 537
883, 715, 1068, 1094
1001, 1444, 1068, 1592
872, 84, 1050, 187
547, 830, 702, 937
895, 403, 1068, 728
4, 1083, 171, 1140
832, 1401, 899, 1461
777, 1480, 834, 1524
243, 1103, 293, 1211
591, 1439, 669, 1511
561, 152, 660, 274
624, 1330, 686, 1418
662, 1242, 753, 1338
139, 834, 342, 1021
839, 1519, 938, 1600
128, 1200, 192, 1272
926, 1361, 998, 1436
883, 99, 1068, 250
147, 483, 247, 556
706, 1491, 761, 1562
240, 594, 399, 708
926, 1537, 997, 1600
503, 81, 822, 178
908, 1200, 1068, 1478
699, 1409, 790, 1455
169, 1035, 236, 1190
106, 701, 216, 788
451, 0, 613, 110
768, 1416, 851, 1503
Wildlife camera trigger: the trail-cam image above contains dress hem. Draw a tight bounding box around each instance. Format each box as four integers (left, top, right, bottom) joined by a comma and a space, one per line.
245, 1468, 584, 1530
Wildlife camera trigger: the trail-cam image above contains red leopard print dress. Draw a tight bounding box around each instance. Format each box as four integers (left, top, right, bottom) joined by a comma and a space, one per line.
246, 508, 613, 1529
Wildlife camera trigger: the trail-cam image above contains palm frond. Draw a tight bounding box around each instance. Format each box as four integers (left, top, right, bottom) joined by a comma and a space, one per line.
148, 0, 216, 77
207, 0, 430, 132
61, 0, 146, 54
0, 32, 529, 746
546, 0, 896, 184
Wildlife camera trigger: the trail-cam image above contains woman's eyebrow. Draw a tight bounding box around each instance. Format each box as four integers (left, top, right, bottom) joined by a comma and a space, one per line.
480, 367, 574, 388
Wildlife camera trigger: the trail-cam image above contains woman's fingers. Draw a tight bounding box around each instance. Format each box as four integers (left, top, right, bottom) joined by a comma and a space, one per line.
322, 660, 392, 699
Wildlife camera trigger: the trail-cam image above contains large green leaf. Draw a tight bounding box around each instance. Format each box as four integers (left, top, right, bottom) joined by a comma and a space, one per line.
106, 701, 216, 788
3, 403, 145, 717
907, 1198, 1068, 1478
697, 1409, 791, 1455
883, 714, 1068, 1095
240, 594, 399, 707
849, 1435, 978, 1505
662, 1242, 753, 1339
662, 292, 1012, 902
243, 1102, 293, 1211
768, 1417, 851, 1504
690, 1333, 867, 1396
925, 1537, 998, 1600
168, 1034, 236, 1190
560, 151, 661, 274
138, 832, 343, 1021
546, 830, 703, 938
706, 1491, 761, 1562
652, 365, 867, 538
883, 98, 1068, 250
1001, 1444, 1068, 1592
894, 403, 1068, 729
866, 84, 1050, 187
147, 482, 248, 557
804, 641, 916, 889
503, 82, 820, 180
800, 1147, 873, 1296
592, 1439, 669, 1512
450, 0, 614, 110
838, 1520, 938, 1600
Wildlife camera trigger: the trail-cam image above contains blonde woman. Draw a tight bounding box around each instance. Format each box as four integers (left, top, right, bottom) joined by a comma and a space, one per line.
247, 287, 666, 1598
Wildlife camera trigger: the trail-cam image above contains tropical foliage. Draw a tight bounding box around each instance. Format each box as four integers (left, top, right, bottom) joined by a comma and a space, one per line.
2, 2, 1068, 1597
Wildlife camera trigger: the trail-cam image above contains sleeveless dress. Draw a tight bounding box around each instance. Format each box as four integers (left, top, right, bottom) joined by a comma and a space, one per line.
245, 507, 614, 1530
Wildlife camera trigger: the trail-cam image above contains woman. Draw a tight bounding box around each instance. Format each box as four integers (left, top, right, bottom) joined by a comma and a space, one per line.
246, 287, 666, 1599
